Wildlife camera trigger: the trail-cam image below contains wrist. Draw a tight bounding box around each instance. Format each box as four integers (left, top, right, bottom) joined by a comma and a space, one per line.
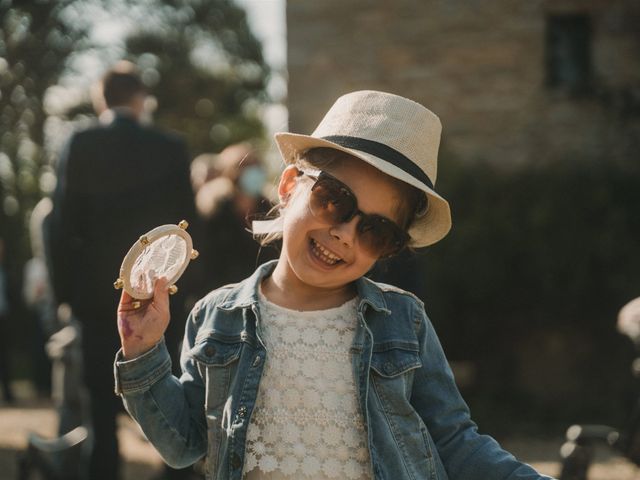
122, 341, 156, 360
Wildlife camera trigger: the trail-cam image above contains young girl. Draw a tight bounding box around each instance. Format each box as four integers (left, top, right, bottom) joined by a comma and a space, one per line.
114, 91, 553, 480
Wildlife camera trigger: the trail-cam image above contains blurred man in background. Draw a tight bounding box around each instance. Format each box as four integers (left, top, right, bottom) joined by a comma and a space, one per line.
47, 61, 196, 480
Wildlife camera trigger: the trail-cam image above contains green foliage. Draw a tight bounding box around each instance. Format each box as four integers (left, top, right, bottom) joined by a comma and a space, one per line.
122, 0, 269, 155
0, 0, 90, 273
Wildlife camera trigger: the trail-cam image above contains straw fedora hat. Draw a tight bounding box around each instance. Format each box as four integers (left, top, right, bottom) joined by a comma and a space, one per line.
274, 90, 451, 248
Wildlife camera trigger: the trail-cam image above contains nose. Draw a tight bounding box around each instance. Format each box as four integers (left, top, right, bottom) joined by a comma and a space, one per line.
329, 214, 360, 248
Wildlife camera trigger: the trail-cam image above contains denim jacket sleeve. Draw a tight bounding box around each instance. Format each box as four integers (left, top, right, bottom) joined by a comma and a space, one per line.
114, 310, 207, 468
411, 307, 554, 480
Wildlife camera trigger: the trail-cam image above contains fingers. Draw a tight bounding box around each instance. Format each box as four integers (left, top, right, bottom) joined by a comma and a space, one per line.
118, 289, 152, 313
120, 289, 133, 304
117, 276, 170, 314
118, 290, 134, 313
153, 276, 170, 312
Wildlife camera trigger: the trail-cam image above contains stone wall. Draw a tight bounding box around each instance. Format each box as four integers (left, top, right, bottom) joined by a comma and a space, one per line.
287, 0, 640, 171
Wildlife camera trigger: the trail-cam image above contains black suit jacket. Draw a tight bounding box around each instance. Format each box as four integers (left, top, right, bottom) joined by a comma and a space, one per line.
48, 115, 196, 343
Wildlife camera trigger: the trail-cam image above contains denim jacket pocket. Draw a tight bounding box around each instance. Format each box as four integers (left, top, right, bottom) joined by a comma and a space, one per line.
190, 336, 243, 366
370, 344, 421, 416
190, 337, 243, 479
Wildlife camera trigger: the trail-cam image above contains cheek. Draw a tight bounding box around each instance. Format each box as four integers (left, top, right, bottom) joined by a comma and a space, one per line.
352, 235, 382, 267
282, 185, 311, 221
354, 255, 378, 274
280, 199, 313, 245
346, 247, 379, 276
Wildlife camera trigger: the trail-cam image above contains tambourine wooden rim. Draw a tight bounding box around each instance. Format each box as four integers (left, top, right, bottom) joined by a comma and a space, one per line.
114, 220, 198, 300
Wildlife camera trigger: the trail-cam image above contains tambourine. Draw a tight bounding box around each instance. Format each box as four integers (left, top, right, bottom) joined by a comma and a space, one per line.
114, 220, 198, 300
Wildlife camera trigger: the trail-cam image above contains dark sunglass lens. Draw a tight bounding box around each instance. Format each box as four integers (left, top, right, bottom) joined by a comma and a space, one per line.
310, 178, 356, 223
308, 173, 407, 256
358, 217, 406, 256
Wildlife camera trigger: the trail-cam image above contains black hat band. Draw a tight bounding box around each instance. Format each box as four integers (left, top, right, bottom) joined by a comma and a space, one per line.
321, 135, 434, 190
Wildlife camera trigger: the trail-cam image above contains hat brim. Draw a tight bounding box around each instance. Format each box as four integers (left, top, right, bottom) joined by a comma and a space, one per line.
274, 132, 452, 248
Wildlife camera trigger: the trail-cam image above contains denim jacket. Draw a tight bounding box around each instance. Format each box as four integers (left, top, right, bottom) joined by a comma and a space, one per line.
114, 261, 552, 480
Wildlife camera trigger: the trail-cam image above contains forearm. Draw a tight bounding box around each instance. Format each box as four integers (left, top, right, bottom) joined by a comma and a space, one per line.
114, 338, 207, 468
413, 313, 554, 479
436, 421, 551, 479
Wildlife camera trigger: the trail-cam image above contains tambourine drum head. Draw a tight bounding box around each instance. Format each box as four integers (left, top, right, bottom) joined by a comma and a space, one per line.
116, 221, 196, 300
129, 234, 188, 298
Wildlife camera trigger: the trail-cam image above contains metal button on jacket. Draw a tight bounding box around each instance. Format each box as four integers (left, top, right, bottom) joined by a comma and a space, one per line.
252, 355, 262, 367
204, 345, 216, 357
238, 405, 247, 418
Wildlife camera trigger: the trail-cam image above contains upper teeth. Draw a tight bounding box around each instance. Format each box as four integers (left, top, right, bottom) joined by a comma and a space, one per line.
312, 239, 341, 263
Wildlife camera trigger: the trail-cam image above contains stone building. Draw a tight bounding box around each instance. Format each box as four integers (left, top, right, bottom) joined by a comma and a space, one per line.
287, 0, 639, 169
284, 0, 640, 423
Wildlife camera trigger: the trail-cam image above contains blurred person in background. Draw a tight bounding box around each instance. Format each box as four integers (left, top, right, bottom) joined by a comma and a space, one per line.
0, 237, 15, 404
192, 142, 278, 298
190, 152, 220, 193
26, 197, 87, 435
47, 61, 196, 480
23, 197, 56, 398
24, 198, 57, 338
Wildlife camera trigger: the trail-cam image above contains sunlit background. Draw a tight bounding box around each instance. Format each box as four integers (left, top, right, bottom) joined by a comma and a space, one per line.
1, 1, 639, 477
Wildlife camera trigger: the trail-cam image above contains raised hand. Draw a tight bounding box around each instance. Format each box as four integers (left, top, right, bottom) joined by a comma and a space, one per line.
117, 276, 170, 359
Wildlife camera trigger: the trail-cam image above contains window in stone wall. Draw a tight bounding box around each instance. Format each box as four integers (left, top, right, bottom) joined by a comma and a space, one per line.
545, 14, 592, 95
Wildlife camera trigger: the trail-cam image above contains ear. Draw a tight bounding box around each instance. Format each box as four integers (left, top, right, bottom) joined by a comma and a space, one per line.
278, 165, 300, 204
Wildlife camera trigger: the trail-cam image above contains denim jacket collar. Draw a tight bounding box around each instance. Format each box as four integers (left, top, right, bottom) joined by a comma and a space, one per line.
217, 259, 391, 315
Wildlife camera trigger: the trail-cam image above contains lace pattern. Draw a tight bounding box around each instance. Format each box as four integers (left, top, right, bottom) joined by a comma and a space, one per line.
243, 295, 371, 479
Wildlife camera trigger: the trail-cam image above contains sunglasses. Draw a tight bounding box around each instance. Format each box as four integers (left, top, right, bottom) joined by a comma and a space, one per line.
300, 170, 410, 257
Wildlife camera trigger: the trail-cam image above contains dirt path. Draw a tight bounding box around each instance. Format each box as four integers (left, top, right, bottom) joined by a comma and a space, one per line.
1, 402, 636, 479
0, 403, 164, 480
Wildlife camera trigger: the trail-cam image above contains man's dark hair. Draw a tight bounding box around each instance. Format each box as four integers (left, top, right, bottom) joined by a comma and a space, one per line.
101, 62, 146, 108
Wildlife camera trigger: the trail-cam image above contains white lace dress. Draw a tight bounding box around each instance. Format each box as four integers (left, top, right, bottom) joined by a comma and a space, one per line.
242, 294, 371, 480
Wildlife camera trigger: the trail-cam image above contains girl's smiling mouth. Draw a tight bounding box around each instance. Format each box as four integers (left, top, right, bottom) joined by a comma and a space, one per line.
309, 238, 344, 266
